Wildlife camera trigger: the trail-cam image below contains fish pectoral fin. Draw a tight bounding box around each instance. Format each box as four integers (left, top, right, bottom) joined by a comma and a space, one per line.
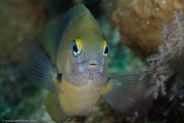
44, 91, 67, 123
22, 39, 58, 91
102, 75, 152, 114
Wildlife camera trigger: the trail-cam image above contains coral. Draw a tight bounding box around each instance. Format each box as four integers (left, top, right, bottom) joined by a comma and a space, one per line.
102, 0, 184, 57
141, 11, 184, 99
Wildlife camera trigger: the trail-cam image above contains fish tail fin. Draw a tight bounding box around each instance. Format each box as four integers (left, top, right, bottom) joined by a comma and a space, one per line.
22, 38, 58, 91
44, 91, 67, 123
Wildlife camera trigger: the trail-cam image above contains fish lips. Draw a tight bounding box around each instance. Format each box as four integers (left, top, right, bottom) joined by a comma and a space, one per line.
70, 59, 107, 87
85, 59, 103, 72
79, 59, 104, 77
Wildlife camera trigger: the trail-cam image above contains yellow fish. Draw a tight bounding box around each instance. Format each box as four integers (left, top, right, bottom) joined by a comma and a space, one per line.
22, 4, 151, 123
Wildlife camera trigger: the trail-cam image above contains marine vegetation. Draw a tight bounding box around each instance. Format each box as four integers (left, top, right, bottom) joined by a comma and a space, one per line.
140, 11, 184, 123
141, 11, 184, 99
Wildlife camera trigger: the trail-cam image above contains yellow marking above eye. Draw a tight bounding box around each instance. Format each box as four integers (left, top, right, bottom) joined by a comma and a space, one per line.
102, 40, 109, 58
103, 40, 108, 49
75, 39, 82, 52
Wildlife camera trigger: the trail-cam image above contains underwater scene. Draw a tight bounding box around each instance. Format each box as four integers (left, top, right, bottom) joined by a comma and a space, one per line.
0, 0, 184, 123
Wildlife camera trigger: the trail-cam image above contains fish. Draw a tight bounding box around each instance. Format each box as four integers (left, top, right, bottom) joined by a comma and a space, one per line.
22, 4, 151, 123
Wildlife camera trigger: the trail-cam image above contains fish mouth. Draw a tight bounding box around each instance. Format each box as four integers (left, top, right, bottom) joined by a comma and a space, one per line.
87, 60, 99, 69
77, 59, 104, 79
89, 63, 98, 66
85, 60, 101, 80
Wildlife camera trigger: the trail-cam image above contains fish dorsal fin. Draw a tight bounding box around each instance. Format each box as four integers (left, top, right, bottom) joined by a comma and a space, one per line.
40, 12, 70, 64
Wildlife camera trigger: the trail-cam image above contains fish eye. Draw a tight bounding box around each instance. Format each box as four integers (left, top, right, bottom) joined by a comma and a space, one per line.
72, 39, 82, 57
103, 40, 109, 58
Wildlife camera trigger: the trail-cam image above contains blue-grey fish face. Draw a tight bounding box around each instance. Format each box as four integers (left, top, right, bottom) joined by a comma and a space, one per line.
74, 48, 108, 87
62, 34, 109, 87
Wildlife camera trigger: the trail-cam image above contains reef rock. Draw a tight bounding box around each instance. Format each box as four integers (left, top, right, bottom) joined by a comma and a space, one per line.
102, 0, 184, 57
